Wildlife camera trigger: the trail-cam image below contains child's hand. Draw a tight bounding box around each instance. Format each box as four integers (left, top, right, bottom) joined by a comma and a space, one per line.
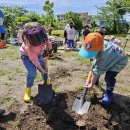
85, 83, 93, 91
41, 69, 48, 75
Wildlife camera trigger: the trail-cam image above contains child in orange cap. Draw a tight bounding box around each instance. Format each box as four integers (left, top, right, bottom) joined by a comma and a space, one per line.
79, 33, 128, 105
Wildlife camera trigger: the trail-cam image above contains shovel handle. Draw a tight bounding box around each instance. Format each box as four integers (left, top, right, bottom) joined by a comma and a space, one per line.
80, 71, 92, 107
86, 71, 92, 85
44, 57, 51, 85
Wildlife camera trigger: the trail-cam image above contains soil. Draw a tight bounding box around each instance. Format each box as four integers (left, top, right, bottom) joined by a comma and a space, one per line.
0, 39, 130, 130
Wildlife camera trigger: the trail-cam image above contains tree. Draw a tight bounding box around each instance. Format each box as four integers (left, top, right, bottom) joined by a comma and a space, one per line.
95, 0, 130, 34
0, 4, 28, 37
66, 11, 83, 34
16, 16, 30, 27
27, 11, 39, 22
43, 0, 55, 27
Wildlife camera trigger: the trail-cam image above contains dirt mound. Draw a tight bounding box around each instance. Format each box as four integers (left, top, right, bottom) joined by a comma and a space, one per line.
49, 67, 71, 80
17, 91, 130, 130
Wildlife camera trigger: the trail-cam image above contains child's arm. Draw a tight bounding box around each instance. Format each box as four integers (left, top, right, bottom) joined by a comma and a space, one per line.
85, 75, 97, 90
37, 65, 47, 75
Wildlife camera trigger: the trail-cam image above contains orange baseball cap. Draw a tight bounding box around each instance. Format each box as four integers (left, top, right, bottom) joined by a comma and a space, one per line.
83, 33, 104, 51
79, 33, 104, 58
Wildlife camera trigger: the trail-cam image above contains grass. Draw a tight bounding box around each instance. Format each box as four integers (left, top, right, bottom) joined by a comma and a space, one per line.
4, 81, 13, 87
62, 51, 90, 65
53, 81, 62, 88
0, 70, 7, 76
81, 74, 87, 80
63, 51, 79, 57
0, 45, 19, 60
117, 86, 130, 94
15, 66, 23, 73
48, 61, 55, 65
67, 76, 72, 82
77, 56, 90, 65
10, 116, 20, 128
53, 88, 67, 94
6, 99, 14, 107
75, 84, 83, 90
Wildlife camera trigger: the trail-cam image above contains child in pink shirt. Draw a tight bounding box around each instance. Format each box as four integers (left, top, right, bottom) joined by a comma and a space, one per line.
20, 22, 52, 102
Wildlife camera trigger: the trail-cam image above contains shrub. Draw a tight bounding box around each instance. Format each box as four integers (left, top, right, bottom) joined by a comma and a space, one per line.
51, 30, 64, 37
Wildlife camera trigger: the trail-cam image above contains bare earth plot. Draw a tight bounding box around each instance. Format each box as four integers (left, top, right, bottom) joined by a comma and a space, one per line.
0, 40, 130, 130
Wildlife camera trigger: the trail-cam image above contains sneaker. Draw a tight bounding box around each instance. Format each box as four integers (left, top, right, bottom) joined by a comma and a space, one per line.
102, 93, 113, 105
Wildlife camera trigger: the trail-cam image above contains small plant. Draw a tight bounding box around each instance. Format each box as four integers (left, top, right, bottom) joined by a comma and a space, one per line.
10, 116, 20, 127
63, 51, 78, 57
0, 70, 6, 76
67, 76, 71, 82
81, 74, 87, 79
15, 67, 23, 73
75, 84, 83, 90
77, 56, 89, 65
48, 61, 54, 65
6, 99, 13, 107
4, 81, 13, 87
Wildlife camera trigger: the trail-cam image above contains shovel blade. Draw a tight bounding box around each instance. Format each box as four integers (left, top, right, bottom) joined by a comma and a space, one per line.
38, 84, 53, 104
72, 98, 91, 115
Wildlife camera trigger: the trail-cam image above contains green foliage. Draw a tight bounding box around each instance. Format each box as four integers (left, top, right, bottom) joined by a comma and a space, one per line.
0, 4, 28, 37
95, 0, 130, 34
0, 46, 19, 60
75, 85, 83, 90
51, 30, 64, 37
16, 16, 30, 26
66, 11, 83, 34
43, 0, 55, 28
27, 11, 39, 22
53, 20, 65, 30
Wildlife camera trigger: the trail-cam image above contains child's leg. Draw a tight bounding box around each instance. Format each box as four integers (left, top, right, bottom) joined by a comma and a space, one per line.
71, 40, 74, 48
21, 55, 37, 87
102, 71, 119, 105
105, 71, 119, 93
38, 55, 47, 82
21, 54, 37, 102
68, 40, 71, 48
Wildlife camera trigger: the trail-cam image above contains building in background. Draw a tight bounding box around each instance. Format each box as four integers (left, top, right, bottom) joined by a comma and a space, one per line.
56, 12, 90, 26
56, 13, 66, 22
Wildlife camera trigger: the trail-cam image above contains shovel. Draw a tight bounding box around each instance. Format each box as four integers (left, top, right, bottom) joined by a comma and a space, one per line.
38, 58, 53, 104
72, 71, 92, 115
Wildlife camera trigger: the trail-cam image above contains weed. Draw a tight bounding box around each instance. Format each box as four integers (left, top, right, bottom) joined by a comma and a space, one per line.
0, 46, 19, 60
15, 67, 23, 73
6, 99, 13, 107
0, 70, 6, 76
75, 84, 83, 90
3, 95, 11, 100
53, 81, 61, 88
4, 81, 13, 87
48, 61, 54, 65
77, 56, 89, 65
10, 116, 20, 127
63, 51, 78, 57
81, 74, 87, 79
67, 76, 71, 82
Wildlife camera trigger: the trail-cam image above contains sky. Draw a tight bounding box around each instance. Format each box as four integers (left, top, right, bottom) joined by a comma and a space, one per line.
0, 0, 130, 21
0, 0, 108, 15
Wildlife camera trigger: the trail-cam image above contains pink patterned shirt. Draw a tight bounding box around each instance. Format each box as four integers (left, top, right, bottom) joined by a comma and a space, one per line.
20, 42, 48, 67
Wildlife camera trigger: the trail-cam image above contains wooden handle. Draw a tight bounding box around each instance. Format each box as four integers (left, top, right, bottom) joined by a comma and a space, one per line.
86, 71, 92, 85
